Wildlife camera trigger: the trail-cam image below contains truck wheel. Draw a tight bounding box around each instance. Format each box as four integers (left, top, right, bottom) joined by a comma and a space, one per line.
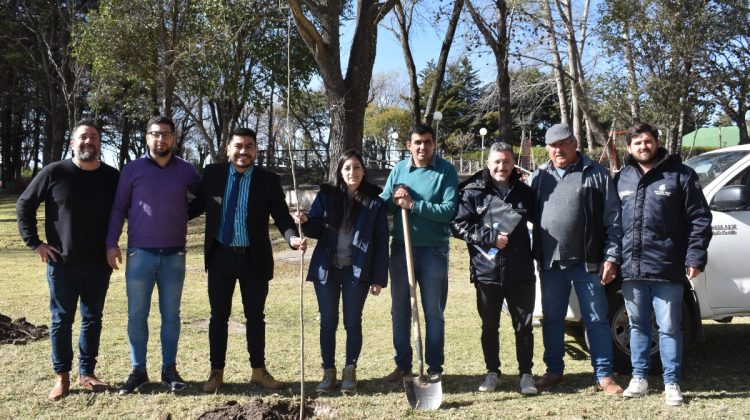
606, 291, 692, 374
606, 291, 653, 374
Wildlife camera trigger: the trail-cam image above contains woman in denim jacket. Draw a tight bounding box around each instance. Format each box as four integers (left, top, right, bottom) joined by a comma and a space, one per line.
295, 149, 389, 394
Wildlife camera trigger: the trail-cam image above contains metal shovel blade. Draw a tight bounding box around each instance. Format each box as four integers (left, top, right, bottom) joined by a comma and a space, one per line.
403, 375, 443, 410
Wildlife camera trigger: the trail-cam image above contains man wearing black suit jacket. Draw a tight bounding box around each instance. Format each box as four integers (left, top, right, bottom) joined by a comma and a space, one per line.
196, 128, 306, 393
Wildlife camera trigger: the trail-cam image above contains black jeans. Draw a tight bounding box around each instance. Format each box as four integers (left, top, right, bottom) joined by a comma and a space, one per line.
475, 281, 535, 376
207, 245, 269, 369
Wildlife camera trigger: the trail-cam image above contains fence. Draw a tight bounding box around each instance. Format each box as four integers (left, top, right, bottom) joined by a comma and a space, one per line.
257, 148, 537, 175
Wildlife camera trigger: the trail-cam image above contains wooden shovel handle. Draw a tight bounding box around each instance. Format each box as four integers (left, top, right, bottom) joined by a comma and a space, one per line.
402, 208, 425, 377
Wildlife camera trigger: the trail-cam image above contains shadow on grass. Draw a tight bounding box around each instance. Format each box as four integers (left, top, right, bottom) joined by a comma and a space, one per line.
681, 321, 750, 395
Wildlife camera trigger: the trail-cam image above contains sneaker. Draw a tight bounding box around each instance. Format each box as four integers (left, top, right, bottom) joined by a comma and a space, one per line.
535, 372, 565, 390
202, 369, 224, 393
478, 372, 500, 392
118, 369, 149, 395
316, 368, 337, 393
623, 376, 648, 398
427, 371, 442, 383
520, 373, 538, 395
665, 383, 684, 406
341, 365, 357, 394
161, 364, 187, 392
251, 367, 284, 390
383, 367, 411, 383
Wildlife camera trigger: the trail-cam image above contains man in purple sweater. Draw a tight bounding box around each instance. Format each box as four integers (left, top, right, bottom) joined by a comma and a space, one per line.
106, 116, 201, 395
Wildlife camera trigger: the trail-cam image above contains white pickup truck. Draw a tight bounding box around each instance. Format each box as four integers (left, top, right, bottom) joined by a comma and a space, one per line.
537, 144, 750, 373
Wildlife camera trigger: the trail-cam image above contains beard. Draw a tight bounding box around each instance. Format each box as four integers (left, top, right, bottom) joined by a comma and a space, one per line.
76, 146, 99, 162
152, 147, 172, 157
632, 151, 657, 165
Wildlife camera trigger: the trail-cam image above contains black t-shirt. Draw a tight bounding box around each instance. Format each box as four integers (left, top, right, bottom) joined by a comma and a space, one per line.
16, 159, 120, 265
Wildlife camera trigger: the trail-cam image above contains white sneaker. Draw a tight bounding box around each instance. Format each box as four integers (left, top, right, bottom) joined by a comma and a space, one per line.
478, 372, 500, 392
623, 376, 649, 397
520, 373, 538, 395
665, 383, 684, 406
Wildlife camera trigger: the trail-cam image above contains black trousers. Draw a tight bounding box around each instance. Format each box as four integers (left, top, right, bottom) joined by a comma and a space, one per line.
475, 281, 535, 375
207, 245, 269, 370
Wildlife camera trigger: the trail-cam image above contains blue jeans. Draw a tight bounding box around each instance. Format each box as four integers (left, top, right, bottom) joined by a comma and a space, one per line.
389, 241, 449, 374
540, 262, 614, 379
622, 280, 683, 384
314, 266, 370, 369
46, 261, 111, 374
125, 247, 186, 371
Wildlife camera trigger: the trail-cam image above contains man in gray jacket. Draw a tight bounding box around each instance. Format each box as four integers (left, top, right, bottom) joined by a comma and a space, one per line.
529, 123, 623, 394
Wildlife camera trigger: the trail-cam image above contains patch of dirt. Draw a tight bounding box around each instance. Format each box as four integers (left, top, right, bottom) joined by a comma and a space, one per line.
0, 313, 48, 345
197, 399, 332, 420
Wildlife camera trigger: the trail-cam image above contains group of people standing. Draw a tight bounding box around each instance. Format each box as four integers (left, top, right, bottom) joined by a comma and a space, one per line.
17, 116, 306, 399
16, 117, 711, 408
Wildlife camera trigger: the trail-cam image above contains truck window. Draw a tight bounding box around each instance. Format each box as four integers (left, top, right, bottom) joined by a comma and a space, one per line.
685, 151, 750, 188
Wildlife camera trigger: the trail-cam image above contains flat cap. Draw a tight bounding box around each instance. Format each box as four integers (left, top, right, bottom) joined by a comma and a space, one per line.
545, 123, 574, 145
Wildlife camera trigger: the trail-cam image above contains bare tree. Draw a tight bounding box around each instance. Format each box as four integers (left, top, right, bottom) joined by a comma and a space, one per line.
288, 0, 398, 179
465, 0, 514, 144
390, 0, 465, 125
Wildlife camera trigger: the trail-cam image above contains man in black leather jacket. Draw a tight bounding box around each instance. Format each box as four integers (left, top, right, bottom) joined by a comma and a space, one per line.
450, 142, 538, 395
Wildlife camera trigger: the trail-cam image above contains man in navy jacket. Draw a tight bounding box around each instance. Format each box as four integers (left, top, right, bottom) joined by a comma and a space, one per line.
615, 122, 712, 406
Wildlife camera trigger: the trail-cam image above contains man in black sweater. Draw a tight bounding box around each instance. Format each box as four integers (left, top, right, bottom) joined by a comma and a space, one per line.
16, 119, 119, 400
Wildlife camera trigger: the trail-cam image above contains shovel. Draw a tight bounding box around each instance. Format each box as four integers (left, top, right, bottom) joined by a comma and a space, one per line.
401, 208, 443, 410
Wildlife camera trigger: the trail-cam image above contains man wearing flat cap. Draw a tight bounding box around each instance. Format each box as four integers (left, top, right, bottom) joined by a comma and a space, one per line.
529, 123, 623, 394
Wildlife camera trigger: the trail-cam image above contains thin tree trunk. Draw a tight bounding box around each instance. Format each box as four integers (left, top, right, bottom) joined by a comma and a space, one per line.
31, 109, 42, 176
395, 1, 421, 125
267, 84, 276, 166
541, 0, 570, 125
557, 0, 584, 149
423, 0, 463, 126
465, 0, 512, 143
622, 26, 641, 122
119, 116, 132, 168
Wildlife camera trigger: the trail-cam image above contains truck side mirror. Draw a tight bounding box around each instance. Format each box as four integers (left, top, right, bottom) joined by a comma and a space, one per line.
710, 185, 750, 212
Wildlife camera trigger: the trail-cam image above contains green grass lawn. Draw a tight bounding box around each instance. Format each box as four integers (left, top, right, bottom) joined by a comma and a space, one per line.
1, 195, 748, 419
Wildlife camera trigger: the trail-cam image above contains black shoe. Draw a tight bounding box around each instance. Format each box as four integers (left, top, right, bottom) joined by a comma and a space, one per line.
161, 364, 187, 392
118, 369, 149, 395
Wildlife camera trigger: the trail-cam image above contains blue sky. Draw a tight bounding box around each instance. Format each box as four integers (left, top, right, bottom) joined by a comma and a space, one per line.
316, 10, 499, 90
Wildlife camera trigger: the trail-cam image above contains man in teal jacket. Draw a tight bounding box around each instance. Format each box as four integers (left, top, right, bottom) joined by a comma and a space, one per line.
380, 123, 459, 382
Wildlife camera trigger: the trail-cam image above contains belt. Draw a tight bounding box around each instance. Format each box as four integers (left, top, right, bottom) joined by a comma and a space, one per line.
215, 240, 248, 254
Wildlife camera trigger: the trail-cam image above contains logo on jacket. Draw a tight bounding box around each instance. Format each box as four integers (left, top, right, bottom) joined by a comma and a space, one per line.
619, 190, 633, 199
654, 184, 671, 197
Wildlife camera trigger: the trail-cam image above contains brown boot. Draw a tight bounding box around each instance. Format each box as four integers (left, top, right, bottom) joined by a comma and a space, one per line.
341, 365, 357, 394
382, 367, 412, 383
596, 376, 624, 395
250, 368, 284, 390
535, 372, 565, 390
77, 373, 109, 392
316, 368, 337, 393
202, 369, 224, 393
49, 372, 70, 401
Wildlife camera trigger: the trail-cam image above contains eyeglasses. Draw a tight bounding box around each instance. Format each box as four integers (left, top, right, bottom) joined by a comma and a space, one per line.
148, 131, 175, 139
